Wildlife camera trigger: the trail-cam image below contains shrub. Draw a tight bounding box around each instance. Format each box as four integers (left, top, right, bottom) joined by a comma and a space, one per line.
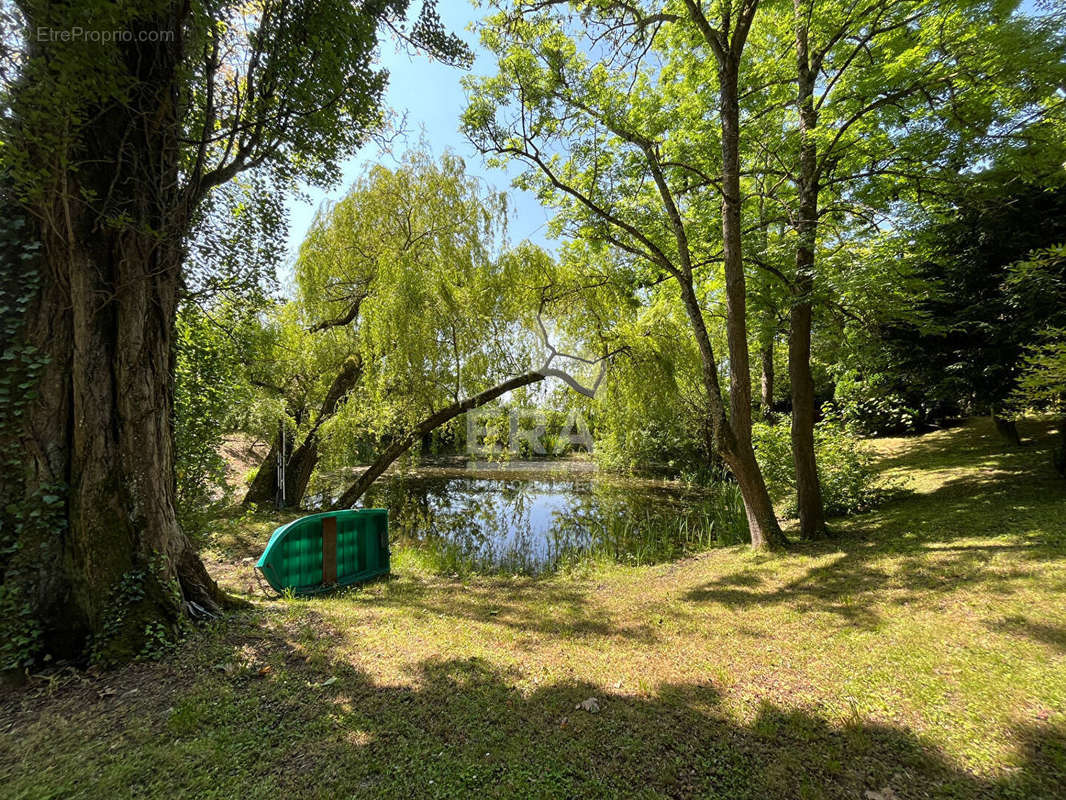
174, 302, 254, 540
831, 370, 922, 435
752, 415, 884, 518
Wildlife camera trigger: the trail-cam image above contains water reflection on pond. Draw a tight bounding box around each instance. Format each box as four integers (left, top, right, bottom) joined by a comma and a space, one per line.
333, 465, 750, 574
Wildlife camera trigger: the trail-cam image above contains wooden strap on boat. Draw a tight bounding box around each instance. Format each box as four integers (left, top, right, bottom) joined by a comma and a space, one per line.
322, 516, 338, 586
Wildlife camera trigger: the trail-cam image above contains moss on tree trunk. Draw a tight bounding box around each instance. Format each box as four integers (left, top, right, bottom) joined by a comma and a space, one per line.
1, 4, 243, 670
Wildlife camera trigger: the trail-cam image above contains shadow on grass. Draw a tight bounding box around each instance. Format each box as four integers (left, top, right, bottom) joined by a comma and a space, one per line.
866, 417, 1061, 474
684, 418, 1066, 629
352, 576, 662, 645
3, 633, 1063, 799
988, 615, 1066, 655
204, 506, 304, 560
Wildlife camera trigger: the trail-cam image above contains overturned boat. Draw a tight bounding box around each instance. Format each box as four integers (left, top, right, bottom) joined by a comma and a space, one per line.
256, 509, 389, 596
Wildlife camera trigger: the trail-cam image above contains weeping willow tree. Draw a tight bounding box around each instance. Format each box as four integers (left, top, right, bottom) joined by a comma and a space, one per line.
240, 150, 613, 509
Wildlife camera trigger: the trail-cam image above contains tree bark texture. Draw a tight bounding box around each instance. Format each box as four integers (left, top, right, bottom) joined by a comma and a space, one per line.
2, 6, 239, 667
789, 9, 828, 540
716, 54, 788, 550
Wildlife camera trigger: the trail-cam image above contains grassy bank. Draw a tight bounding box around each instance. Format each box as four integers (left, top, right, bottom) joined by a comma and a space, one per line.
2, 418, 1065, 798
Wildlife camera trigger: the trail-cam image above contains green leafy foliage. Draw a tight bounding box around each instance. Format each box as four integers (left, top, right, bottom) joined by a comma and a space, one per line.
174, 300, 260, 538
89, 563, 178, 668
1007, 244, 1066, 412
248, 149, 551, 486
590, 329, 714, 477
753, 417, 884, 518
843, 153, 1066, 431
831, 371, 923, 436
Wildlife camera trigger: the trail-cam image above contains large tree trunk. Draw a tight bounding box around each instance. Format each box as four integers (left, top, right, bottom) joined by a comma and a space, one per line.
1, 230, 81, 661
1, 6, 238, 669
730, 440, 785, 543
243, 357, 363, 507
716, 55, 788, 551
9, 217, 236, 665
789, 10, 828, 540
676, 275, 784, 550
334, 371, 546, 508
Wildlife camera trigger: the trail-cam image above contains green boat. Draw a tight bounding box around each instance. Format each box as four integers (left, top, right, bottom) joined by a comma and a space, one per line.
255, 509, 389, 596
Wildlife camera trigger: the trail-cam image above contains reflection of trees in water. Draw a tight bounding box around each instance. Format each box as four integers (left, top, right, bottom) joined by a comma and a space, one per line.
423, 479, 549, 570
364, 474, 746, 573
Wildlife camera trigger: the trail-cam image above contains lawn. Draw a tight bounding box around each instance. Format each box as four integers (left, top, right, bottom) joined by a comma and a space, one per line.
2, 418, 1065, 799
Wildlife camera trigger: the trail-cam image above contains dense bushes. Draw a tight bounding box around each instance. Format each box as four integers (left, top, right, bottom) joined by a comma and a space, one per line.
174, 302, 256, 538
845, 169, 1066, 433
593, 412, 709, 477
752, 415, 883, 518
830, 370, 925, 435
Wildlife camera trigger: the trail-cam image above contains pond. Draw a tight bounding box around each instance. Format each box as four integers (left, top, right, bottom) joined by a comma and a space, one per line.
313, 461, 751, 574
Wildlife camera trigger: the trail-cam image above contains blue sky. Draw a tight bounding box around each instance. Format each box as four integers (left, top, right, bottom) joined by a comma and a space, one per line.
283, 0, 554, 266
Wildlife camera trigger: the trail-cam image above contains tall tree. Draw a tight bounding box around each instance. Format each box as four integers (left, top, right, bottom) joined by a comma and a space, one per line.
742, 0, 1066, 537
278, 151, 614, 508
0, 0, 468, 668
678, 0, 785, 546
464, 0, 787, 548
245, 151, 543, 507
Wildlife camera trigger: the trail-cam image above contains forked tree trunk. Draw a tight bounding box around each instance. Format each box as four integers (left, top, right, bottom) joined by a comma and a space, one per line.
676, 271, 784, 550
789, 11, 828, 540
334, 371, 546, 508
2, 7, 239, 667
243, 357, 363, 507
244, 437, 284, 509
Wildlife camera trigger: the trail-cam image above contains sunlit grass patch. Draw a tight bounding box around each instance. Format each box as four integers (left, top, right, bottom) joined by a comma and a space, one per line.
2, 417, 1065, 798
